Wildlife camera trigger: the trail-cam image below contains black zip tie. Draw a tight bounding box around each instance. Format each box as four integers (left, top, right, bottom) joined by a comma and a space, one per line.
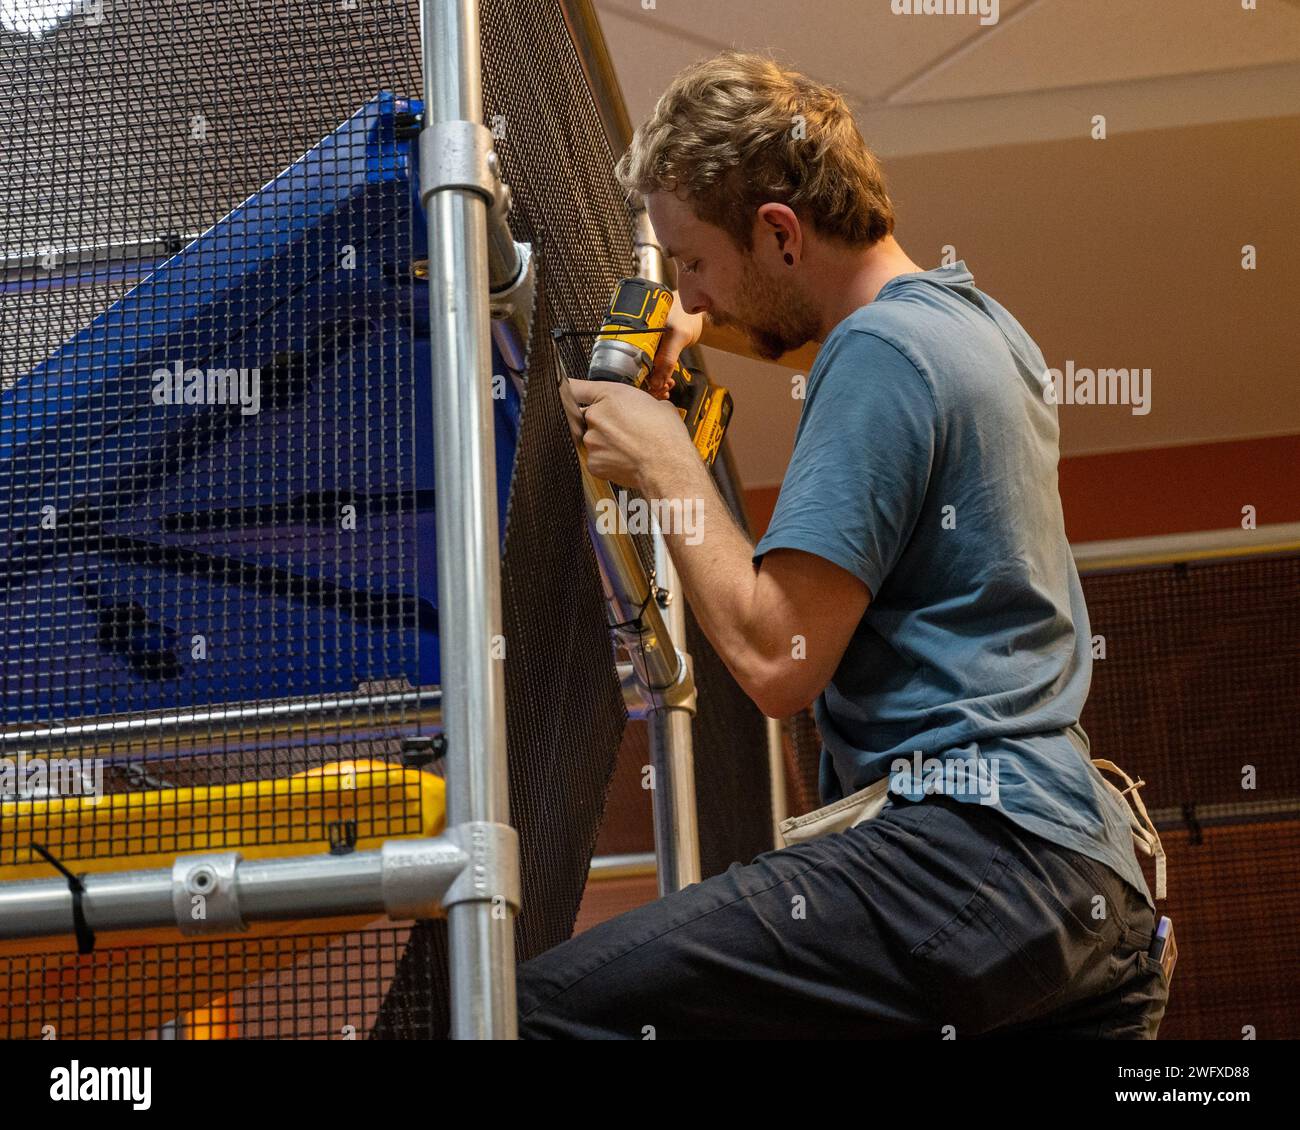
608, 574, 671, 713
30, 843, 95, 955
328, 819, 359, 856
551, 323, 670, 340
400, 733, 446, 768
606, 568, 658, 636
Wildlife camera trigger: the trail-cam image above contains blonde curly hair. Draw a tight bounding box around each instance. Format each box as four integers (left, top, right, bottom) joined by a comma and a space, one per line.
615, 50, 895, 254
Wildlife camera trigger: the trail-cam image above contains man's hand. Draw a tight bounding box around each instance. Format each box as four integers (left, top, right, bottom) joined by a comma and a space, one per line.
565, 378, 697, 489
647, 293, 704, 400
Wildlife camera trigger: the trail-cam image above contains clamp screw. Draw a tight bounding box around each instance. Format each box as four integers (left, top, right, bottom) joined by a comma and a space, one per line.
185, 865, 217, 896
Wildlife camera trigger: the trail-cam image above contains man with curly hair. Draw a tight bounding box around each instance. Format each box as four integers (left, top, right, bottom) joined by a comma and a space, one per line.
526, 50, 1167, 1040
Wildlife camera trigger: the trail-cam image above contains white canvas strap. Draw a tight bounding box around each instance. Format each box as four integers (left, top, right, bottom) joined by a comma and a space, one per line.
1092, 758, 1167, 900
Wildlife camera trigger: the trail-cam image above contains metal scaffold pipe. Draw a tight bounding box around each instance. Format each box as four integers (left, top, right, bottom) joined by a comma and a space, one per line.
0, 842, 470, 941
418, 0, 519, 1040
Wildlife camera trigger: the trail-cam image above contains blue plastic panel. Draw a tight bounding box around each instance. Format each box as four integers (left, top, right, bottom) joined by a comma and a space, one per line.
0, 94, 521, 726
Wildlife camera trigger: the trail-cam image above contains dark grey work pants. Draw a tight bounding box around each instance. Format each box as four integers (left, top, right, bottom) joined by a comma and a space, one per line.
517, 794, 1169, 1039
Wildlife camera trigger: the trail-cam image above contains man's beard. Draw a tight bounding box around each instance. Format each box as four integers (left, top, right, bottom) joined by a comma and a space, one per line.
716, 258, 821, 362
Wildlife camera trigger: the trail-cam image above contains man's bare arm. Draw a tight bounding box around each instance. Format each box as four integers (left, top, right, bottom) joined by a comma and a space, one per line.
638, 446, 869, 719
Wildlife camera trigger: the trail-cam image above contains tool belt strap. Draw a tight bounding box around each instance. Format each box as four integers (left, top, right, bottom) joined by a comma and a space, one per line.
1092, 758, 1167, 900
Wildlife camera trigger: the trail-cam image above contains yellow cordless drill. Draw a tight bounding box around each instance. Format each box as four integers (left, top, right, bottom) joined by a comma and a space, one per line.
586, 277, 733, 466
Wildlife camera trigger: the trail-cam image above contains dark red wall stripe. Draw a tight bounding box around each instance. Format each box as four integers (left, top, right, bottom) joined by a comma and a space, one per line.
746, 434, 1300, 546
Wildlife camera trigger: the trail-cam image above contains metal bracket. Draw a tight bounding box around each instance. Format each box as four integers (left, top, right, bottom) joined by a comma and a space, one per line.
172, 852, 245, 935
418, 119, 497, 209
381, 836, 472, 921
441, 821, 522, 916
490, 240, 532, 303
637, 649, 698, 715
490, 241, 536, 375
487, 165, 512, 227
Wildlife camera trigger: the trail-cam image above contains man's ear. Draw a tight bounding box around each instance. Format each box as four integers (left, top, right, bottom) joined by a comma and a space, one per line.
755, 202, 801, 265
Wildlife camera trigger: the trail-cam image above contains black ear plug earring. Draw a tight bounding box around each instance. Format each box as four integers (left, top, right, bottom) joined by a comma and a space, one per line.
784, 253, 794, 265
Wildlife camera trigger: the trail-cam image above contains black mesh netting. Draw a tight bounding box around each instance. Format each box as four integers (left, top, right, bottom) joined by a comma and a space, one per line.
0, 0, 439, 1038
1080, 553, 1300, 1038
1079, 554, 1300, 813
472, 0, 772, 883
785, 551, 1300, 1038
369, 268, 627, 1039
370, 0, 772, 1035
0, 1, 433, 869
684, 567, 774, 877
0, 0, 771, 1038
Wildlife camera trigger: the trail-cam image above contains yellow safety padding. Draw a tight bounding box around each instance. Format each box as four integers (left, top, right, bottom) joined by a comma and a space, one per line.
183, 999, 237, 1040
0, 758, 445, 882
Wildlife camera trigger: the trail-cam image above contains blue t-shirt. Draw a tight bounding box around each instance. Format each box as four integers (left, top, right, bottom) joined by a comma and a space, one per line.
752, 262, 1153, 910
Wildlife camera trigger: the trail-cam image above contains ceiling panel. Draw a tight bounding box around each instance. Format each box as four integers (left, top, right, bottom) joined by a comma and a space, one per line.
856, 61, 1300, 157
595, 0, 1037, 108
895, 0, 1300, 104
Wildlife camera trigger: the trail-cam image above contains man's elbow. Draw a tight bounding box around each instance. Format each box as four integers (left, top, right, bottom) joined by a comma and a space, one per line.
750, 665, 817, 720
